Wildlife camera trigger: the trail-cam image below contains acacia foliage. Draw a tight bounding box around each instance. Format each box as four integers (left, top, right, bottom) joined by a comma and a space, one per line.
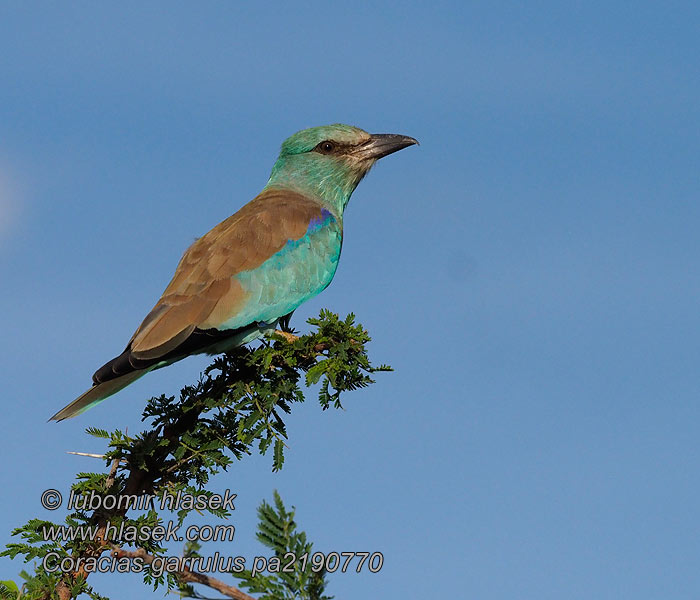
2, 311, 390, 600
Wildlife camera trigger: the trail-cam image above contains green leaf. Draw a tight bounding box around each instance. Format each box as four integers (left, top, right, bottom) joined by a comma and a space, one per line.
85, 427, 110, 439
0, 580, 19, 600
273, 439, 285, 472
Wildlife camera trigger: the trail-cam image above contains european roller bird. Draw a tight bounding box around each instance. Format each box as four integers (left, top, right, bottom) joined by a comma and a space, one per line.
50, 124, 417, 421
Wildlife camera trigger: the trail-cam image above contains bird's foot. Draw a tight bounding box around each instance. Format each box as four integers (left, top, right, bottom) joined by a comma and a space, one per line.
275, 330, 299, 344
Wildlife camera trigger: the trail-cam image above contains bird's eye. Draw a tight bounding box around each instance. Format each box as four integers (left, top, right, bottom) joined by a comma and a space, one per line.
317, 141, 335, 154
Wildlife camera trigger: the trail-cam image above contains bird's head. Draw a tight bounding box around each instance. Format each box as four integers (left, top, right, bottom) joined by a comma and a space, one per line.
266, 124, 418, 215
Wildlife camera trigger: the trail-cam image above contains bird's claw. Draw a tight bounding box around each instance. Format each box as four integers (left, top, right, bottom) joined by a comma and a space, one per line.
275, 330, 299, 344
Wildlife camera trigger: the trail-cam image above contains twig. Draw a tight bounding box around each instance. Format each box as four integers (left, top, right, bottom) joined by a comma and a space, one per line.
55, 580, 71, 600
105, 455, 121, 489
111, 547, 256, 600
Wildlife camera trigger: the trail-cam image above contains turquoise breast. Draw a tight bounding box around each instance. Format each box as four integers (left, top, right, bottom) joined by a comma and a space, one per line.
220, 211, 342, 330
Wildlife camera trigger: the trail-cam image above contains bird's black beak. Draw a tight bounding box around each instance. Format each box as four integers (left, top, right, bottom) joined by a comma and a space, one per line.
353, 133, 419, 160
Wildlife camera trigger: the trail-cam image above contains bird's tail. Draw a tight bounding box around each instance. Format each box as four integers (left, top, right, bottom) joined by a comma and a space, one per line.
49, 370, 148, 421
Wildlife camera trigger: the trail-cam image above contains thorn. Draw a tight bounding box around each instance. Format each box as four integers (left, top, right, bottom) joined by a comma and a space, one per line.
67, 451, 105, 458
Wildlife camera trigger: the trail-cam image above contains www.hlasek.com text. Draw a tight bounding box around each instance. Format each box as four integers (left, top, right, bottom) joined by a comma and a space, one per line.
42, 519, 235, 544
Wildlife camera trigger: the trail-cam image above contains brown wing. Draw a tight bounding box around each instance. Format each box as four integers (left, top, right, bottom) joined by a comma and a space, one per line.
128, 188, 329, 361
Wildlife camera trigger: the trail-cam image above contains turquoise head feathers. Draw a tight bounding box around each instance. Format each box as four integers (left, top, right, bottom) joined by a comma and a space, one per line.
266, 124, 418, 217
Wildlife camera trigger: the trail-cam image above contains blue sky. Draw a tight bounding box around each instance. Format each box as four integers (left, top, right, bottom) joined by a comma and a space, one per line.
1, 1, 700, 598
